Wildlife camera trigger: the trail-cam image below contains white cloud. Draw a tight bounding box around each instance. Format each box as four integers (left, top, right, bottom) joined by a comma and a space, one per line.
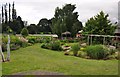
0, 0, 119, 25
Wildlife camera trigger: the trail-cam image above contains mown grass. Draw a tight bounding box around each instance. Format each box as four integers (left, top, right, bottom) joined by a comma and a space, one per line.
2, 44, 118, 75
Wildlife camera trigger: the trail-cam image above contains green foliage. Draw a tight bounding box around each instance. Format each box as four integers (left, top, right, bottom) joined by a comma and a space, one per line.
60, 39, 79, 43
52, 4, 83, 37
77, 51, 87, 58
27, 24, 38, 34
71, 43, 80, 56
2, 35, 29, 51
21, 28, 29, 37
27, 36, 51, 43
10, 44, 20, 50
21, 42, 29, 48
84, 11, 116, 35
41, 41, 62, 51
37, 18, 52, 33
83, 11, 116, 44
51, 41, 62, 50
85, 45, 109, 59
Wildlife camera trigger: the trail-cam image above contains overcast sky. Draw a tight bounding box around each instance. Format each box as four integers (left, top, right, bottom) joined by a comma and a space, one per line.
0, 0, 119, 25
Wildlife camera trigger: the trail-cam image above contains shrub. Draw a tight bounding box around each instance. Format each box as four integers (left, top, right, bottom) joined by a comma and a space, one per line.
85, 45, 109, 59
80, 47, 86, 51
108, 49, 117, 55
51, 41, 62, 50
21, 28, 29, 37
41, 41, 62, 51
10, 44, 20, 50
78, 51, 87, 58
21, 42, 28, 48
28, 38, 36, 44
71, 44, 80, 56
2, 43, 21, 51
2, 43, 7, 52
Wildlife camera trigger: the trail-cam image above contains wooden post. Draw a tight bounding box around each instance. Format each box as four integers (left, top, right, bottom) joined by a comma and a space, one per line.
6, 35, 10, 61
115, 36, 117, 48
90, 35, 92, 45
103, 36, 105, 45
87, 35, 89, 45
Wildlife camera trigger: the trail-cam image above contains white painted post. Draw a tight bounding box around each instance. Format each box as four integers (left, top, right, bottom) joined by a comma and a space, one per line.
6, 35, 10, 61
0, 45, 5, 62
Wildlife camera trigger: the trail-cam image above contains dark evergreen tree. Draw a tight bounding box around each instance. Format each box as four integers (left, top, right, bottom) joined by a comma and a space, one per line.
9, 3, 11, 22
4, 3, 8, 23
2, 5, 4, 23
12, 2, 17, 20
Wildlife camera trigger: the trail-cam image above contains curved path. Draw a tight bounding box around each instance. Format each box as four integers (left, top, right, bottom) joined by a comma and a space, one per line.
12, 70, 64, 75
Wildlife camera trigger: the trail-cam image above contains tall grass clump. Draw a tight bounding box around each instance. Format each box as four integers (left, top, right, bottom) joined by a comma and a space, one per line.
71, 43, 80, 56
85, 45, 109, 59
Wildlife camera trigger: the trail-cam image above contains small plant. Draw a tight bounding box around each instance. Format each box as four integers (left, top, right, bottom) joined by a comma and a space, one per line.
71, 44, 80, 56
78, 51, 87, 58
21, 28, 29, 37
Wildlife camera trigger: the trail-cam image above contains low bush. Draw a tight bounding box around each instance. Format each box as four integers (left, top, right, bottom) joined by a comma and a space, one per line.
77, 51, 87, 58
21, 28, 29, 37
51, 41, 62, 50
80, 47, 86, 51
27, 36, 51, 43
10, 44, 20, 50
60, 39, 79, 43
2, 35, 29, 51
28, 38, 36, 44
41, 41, 62, 51
2, 43, 21, 51
2, 43, 7, 52
108, 48, 117, 55
71, 44, 80, 56
21, 42, 29, 48
85, 45, 109, 59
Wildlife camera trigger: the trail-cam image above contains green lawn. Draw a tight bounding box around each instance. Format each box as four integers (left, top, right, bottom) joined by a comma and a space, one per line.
2, 44, 118, 75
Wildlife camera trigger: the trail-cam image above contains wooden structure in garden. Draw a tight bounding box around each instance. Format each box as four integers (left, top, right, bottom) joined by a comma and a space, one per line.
76, 30, 83, 38
61, 31, 71, 39
115, 22, 120, 41
87, 34, 120, 48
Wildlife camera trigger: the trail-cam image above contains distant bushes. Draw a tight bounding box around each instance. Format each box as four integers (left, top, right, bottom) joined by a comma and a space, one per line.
2, 35, 29, 52
60, 38, 79, 43
27, 36, 51, 44
41, 40, 62, 51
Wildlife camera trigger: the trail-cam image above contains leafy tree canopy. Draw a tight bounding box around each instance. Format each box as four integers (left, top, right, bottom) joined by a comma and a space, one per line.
27, 24, 37, 34
83, 11, 116, 35
37, 18, 52, 33
52, 4, 83, 37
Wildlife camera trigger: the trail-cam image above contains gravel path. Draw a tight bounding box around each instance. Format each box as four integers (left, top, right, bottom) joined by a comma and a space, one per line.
12, 70, 64, 75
